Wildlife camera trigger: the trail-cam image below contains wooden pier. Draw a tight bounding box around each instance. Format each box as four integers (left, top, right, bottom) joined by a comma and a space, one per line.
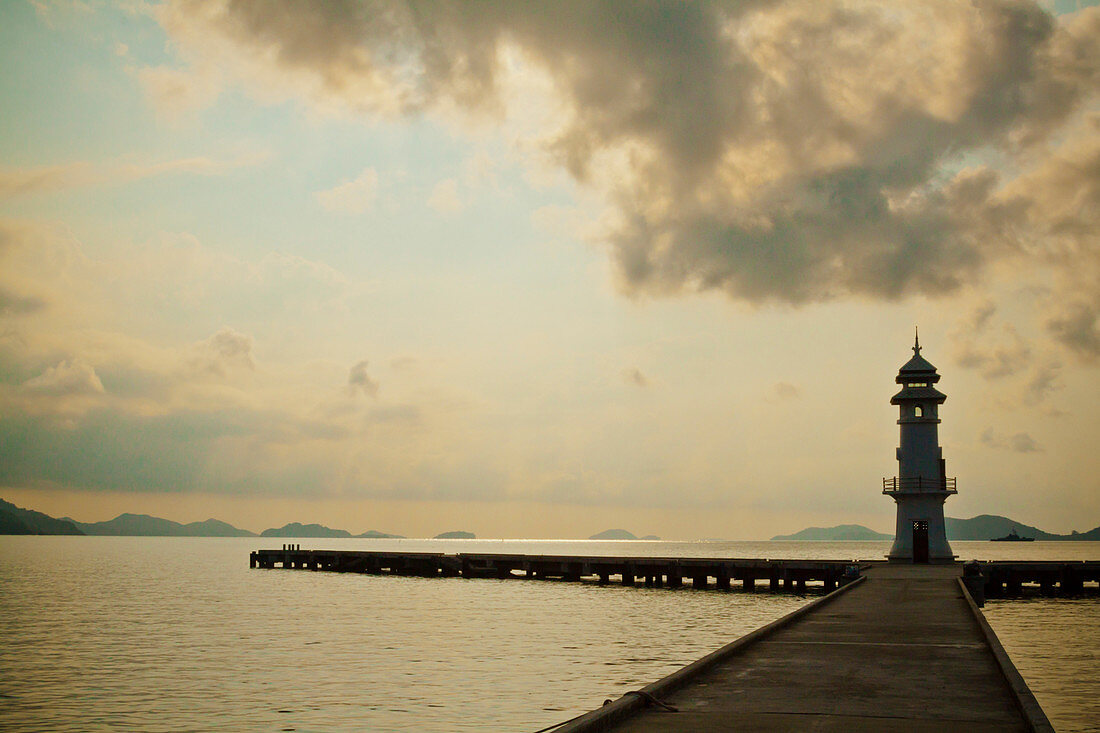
250, 547, 859, 593
977, 559, 1100, 598
557, 564, 1054, 732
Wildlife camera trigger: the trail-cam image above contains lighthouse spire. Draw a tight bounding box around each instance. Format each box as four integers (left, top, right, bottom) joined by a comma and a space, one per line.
913, 326, 921, 355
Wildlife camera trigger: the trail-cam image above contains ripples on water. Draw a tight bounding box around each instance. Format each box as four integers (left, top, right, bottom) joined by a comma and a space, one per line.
0, 537, 810, 732
0, 537, 1095, 732
983, 599, 1100, 733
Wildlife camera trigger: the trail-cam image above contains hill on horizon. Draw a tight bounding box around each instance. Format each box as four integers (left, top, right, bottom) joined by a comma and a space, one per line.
945, 515, 1100, 541
67, 513, 257, 537
588, 528, 662, 540
260, 522, 352, 538
0, 499, 84, 535
773, 515, 1100, 541
771, 524, 892, 541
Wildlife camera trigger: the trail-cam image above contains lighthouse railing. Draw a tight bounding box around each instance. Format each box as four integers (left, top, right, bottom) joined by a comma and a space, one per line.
882, 476, 957, 494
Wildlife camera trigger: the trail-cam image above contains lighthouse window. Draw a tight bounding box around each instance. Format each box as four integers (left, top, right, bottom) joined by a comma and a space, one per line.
914, 405, 924, 417
908, 382, 928, 387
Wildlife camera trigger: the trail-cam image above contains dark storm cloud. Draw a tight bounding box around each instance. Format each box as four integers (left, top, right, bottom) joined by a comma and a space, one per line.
165, 1, 1098, 334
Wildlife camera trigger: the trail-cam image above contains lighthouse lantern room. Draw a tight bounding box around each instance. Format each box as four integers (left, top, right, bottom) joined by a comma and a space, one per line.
883, 330, 957, 563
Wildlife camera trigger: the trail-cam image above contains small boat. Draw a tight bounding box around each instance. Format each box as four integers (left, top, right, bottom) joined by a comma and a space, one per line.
990, 529, 1034, 542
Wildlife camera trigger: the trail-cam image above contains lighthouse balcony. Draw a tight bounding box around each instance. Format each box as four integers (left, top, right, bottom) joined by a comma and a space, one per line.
882, 476, 957, 495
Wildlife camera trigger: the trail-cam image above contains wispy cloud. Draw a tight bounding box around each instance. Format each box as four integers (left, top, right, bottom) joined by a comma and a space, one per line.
314, 168, 380, 214
766, 382, 801, 403
980, 427, 1044, 453
427, 178, 463, 214
347, 360, 380, 398
23, 359, 105, 395
621, 367, 648, 388
0, 153, 267, 200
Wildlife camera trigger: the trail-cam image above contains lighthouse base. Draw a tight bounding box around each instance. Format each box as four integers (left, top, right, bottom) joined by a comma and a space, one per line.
885, 492, 956, 563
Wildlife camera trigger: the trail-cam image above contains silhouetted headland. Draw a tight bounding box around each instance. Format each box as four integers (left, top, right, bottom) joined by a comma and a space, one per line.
773, 515, 1100, 541
588, 529, 662, 540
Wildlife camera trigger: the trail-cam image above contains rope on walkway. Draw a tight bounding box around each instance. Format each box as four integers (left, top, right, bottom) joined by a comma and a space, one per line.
617, 690, 679, 712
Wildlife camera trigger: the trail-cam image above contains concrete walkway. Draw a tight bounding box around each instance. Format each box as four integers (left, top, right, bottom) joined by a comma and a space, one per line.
591, 565, 1034, 732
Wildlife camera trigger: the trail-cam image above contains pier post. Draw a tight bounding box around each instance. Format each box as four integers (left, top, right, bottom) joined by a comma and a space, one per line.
1040, 575, 1055, 597
1060, 566, 1083, 595
743, 575, 756, 593
824, 576, 836, 592
716, 571, 730, 591
666, 567, 682, 589
599, 572, 610, 584
621, 567, 636, 586
795, 578, 806, 594
769, 570, 780, 592
692, 574, 707, 589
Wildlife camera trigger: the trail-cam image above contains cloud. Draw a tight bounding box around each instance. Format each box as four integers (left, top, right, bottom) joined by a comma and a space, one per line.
0, 154, 265, 200
348, 360, 379, 398
621, 367, 648, 388
161, 5, 1092, 280
135, 64, 222, 122
1047, 302, 1100, 359
980, 427, 1044, 453
1023, 361, 1062, 406
952, 316, 1032, 379
427, 178, 462, 214
153, 1, 1100, 364
766, 382, 801, 402
190, 327, 255, 378
0, 287, 46, 316
315, 168, 380, 214
22, 359, 105, 395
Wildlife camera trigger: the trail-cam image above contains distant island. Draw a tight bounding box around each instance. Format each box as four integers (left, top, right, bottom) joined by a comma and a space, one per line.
589, 529, 661, 540
1, 498, 84, 535
0, 499, 408, 538
771, 524, 892, 541
261, 523, 403, 538
772, 515, 1100, 541
69, 513, 257, 537
434, 531, 476, 539
261, 522, 351, 538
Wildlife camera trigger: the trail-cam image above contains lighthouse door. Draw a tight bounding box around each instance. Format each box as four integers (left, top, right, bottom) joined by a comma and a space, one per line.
912, 521, 930, 564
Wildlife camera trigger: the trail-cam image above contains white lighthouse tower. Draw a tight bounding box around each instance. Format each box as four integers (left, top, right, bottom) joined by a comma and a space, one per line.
883, 330, 957, 563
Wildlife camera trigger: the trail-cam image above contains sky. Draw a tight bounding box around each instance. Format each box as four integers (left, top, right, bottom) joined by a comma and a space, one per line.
1, 0, 1098, 539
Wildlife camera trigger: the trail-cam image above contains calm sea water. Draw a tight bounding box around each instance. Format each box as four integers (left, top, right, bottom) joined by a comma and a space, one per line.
0, 537, 1096, 732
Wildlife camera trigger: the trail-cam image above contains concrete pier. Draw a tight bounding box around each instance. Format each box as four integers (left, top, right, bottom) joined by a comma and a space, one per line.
558, 564, 1053, 732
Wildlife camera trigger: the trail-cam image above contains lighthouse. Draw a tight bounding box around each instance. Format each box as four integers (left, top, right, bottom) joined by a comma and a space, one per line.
883, 330, 957, 563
